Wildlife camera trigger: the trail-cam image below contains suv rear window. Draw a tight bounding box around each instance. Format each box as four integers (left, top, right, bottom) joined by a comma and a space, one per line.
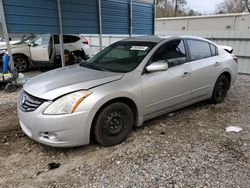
53, 35, 80, 44
187, 40, 211, 61
63, 35, 80, 43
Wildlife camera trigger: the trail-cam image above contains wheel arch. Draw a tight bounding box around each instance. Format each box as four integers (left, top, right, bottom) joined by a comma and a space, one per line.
90, 97, 139, 141
219, 71, 232, 89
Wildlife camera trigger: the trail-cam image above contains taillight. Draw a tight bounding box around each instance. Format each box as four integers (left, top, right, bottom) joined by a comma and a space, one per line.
81, 37, 89, 45
232, 54, 238, 63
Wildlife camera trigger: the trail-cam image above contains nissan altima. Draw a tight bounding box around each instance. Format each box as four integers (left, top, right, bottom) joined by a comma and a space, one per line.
17, 36, 238, 147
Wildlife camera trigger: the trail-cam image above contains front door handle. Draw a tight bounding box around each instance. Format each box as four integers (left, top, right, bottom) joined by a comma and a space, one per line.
182, 72, 191, 77
214, 62, 221, 66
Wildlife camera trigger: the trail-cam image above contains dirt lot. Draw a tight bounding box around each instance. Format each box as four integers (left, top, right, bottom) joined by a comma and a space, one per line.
0, 75, 250, 188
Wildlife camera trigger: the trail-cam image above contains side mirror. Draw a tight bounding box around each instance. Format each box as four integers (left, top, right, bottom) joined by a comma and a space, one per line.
28, 42, 37, 47
146, 60, 168, 73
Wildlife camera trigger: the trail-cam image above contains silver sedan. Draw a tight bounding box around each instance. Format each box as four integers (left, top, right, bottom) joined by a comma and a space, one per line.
17, 36, 238, 147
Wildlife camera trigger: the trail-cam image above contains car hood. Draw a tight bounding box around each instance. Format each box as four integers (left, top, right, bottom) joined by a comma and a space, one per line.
24, 65, 124, 100
0, 44, 27, 52
0, 40, 20, 48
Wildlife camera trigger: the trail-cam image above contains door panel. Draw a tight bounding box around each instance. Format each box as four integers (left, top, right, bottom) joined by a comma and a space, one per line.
30, 34, 51, 62
30, 45, 49, 62
142, 63, 192, 116
190, 56, 221, 99
186, 39, 221, 99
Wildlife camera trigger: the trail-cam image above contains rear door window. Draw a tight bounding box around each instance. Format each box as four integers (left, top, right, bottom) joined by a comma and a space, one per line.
187, 40, 211, 61
210, 44, 218, 56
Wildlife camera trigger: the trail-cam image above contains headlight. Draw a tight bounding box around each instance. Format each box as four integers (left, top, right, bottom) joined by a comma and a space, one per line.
44, 90, 92, 115
0, 49, 5, 54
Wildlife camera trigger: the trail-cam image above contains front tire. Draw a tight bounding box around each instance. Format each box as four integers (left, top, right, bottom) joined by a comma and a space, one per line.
93, 102, 133, 147
211, 75, 229, 104
13, 55, 29, 72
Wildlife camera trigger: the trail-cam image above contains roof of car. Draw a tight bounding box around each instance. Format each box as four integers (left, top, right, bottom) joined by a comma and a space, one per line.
122, 36, 166, 43
122, 35, 212, 44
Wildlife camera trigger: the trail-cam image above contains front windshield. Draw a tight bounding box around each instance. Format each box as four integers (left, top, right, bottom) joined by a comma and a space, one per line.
16, 34, 37, 45
81, 41, 156, 73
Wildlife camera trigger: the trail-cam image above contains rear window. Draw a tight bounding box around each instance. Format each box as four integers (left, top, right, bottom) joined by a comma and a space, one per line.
187, 40, 211, 61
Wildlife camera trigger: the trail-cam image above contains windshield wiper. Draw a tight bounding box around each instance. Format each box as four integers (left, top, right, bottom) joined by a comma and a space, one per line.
81, 63, 111, 72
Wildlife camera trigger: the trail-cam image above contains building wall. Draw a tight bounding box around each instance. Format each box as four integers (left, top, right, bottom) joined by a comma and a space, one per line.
156, 13, 250, 32
156, 13, 250, 74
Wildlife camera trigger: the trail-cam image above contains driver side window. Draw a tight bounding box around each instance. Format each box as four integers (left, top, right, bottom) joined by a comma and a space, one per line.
33, 34, 50, 46
152, 39, 187, 68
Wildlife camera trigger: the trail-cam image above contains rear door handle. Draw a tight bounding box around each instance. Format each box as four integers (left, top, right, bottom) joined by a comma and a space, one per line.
214, 62, 221, 66
182, 72, 191, 77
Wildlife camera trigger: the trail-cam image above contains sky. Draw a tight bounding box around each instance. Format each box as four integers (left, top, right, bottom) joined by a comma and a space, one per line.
186, 0, 224, 14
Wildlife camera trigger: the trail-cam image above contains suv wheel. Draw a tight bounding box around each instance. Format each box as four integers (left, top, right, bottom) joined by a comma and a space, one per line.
13, 55, 29, 72
211, 75, 229, 104
93, 102, 133, 147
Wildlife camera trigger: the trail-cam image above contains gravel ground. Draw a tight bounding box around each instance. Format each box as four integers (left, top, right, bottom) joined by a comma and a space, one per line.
0, 75, 250, 188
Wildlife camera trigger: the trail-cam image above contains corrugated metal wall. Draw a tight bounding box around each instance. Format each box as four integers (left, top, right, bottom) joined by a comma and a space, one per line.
61, 0, 99, 34
3, 0, 59, 33
102, 0, 129, 34
82, 34, 129, 55
133, 1, 153, 35
3, 0, 154, 35
156, 14, 250, 74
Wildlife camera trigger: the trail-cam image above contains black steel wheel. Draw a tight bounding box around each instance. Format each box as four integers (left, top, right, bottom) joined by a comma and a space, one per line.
211, 75, 229, 104
13, 55, 29, 72
93, 102, 133, 147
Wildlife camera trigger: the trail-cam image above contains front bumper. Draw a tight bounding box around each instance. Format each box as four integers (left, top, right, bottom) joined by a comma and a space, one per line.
17, 102, 93, 147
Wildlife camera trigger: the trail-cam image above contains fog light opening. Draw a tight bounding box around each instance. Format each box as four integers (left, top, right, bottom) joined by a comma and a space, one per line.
48, 133, 58, 141
40, 132, 58, 141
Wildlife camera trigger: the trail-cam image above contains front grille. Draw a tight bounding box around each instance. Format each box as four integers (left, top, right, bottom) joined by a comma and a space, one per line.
19, 90, 47, 112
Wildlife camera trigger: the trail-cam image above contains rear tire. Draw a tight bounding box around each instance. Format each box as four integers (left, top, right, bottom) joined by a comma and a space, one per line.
93, 102, 133, 147
13, 55, 29, 72
211, 75, 229, 104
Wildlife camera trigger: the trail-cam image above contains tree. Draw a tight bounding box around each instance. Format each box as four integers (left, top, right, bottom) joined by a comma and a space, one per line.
156, 0, 190, 17
173, 0, 187, 16
246, 0, 250, 12
216, 0, 250, 14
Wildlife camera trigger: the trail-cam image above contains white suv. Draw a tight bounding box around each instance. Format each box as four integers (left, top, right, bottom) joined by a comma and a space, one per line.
0, 34, 90, 72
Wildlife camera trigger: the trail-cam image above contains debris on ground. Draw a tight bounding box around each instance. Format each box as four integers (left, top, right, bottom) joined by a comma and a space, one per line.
48, 163, 61, 170
16, 73, 31, 86
225, 126, 243, 133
